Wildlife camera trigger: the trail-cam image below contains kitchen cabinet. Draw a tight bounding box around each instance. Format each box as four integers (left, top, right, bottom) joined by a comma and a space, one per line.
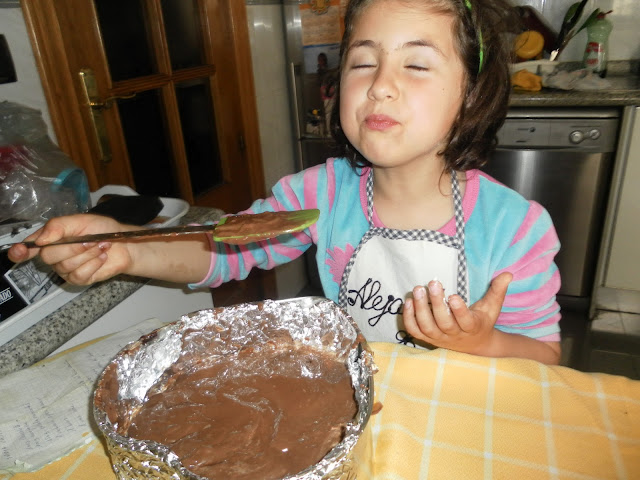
603, 106, 640, 291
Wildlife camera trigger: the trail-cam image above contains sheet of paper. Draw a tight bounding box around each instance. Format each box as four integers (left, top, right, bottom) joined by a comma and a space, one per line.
0, 317, 165, 474
299, 0, 342, 46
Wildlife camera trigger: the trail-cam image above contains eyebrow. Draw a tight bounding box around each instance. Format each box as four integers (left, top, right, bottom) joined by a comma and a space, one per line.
346, 38, 445, 58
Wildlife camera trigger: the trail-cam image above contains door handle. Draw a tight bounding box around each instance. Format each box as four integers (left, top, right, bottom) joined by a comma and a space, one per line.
78, 68, 135, 165
89, 92, 136, 110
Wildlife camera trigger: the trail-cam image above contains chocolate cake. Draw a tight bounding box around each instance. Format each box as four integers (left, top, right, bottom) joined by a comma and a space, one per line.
125, 343, 357, 479
93, 299, 374, 480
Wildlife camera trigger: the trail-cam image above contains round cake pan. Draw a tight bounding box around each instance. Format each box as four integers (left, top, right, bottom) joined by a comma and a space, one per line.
93, 297, 375, 480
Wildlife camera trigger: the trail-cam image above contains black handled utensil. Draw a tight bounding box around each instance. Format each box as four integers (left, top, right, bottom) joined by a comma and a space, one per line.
550, 0, 590, 61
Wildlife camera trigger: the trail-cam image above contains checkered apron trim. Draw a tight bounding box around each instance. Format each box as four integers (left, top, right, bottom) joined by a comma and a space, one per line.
338, 170, 468, 307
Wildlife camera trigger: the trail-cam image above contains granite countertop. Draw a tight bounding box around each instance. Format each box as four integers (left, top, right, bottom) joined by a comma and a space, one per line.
0, 206, 224, 378
509, 60, 640, 108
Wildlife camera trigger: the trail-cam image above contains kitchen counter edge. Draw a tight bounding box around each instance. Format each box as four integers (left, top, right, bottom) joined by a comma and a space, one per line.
510, 88, 640, 107
510, 61, 640, 107
0, 206, 224, 378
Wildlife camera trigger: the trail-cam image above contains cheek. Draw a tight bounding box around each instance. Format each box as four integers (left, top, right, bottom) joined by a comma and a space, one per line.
339, 106, 357, 145
422, 86, 463, 126
339, 77, 355, 109
339, 83, 359, 133
444, 89, 464, 126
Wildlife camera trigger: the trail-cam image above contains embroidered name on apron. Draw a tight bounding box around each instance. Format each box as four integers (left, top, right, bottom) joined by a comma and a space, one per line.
339, 170, 468, 347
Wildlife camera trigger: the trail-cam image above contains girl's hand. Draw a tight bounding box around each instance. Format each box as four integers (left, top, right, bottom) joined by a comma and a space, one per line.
403, 272, 513, 355
7, 214, 135, 286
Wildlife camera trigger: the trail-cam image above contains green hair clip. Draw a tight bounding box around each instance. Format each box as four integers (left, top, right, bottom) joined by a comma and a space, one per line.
464, 0, 484, 74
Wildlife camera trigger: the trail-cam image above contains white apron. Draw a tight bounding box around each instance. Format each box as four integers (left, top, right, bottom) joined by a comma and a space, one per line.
338, 171, 469, 348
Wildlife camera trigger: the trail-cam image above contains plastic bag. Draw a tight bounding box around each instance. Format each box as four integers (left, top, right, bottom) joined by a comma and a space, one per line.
541, 68, 612, 91
0, 101, 89, 234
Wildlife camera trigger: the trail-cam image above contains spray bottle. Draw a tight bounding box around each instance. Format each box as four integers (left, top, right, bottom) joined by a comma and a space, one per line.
583, 10, 613, 77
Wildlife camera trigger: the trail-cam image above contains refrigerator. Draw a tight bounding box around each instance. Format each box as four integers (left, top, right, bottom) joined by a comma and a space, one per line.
284, 1, 348, 289
245, 1, 347, 292
282, 0, 346, 171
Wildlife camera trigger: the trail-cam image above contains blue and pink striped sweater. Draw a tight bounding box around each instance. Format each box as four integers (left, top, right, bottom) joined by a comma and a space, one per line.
192, 157, 561, 342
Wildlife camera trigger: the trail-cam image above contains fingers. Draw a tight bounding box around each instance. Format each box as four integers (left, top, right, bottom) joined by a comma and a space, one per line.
5, 214, 130, 286
403, 281, 461, 342
60, 254, 109, 285
456, 272, 512, 333
45, 242, 115, 285
7, 243, 39, 263
409, 286, 437, 339
402, 296, 422, 340
427, 280, 460, 335
474, 272, 512, 318
6, 217, 75, 264
39, 241, 99, 266
449, 294, 476, 332
6, 238, 110, 286
28, 213, 119, 247
25, 218, 68, 247
47, 243, 108, 275
486, 272, 513, 306
404, 274, 513, 353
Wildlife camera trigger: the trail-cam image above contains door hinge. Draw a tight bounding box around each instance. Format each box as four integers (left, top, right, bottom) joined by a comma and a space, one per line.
238, 134, 246, 152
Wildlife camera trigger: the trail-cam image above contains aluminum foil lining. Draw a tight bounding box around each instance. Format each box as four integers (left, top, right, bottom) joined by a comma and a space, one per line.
93, 297, 376, 480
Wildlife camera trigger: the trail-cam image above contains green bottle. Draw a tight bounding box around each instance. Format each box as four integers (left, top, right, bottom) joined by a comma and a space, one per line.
583, 11, 613, 77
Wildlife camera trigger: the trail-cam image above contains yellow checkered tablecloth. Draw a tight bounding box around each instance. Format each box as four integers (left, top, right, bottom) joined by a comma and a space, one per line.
2, 343, 639, 480
355, 343, 640, 480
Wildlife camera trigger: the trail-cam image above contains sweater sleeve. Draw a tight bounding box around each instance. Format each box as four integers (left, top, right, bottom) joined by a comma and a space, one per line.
494, 200, 561, 341
189, 163, 328, 289
466, 173, 561, 342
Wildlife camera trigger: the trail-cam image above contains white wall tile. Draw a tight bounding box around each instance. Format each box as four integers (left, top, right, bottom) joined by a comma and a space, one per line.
245, 3, 307, 299
513, 0, 546, 12
512, 0, 639, 61
245, 4, 297, 191
0, 8, 55, 140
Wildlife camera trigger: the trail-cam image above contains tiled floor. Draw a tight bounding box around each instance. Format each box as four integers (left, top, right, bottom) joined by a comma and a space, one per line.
584, 286, 640, 380
584, 310, 640, 379
595, 287, 640, 315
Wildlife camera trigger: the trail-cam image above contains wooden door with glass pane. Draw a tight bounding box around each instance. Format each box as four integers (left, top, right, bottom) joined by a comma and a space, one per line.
21, 0, 265, 214
21, 0, 277, 303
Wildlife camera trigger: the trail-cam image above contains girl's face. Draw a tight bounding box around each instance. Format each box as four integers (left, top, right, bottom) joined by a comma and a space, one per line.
340, 0, 465, 172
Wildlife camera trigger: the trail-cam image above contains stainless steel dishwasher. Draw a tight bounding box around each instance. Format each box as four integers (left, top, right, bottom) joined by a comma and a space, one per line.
482, 108, 620, 313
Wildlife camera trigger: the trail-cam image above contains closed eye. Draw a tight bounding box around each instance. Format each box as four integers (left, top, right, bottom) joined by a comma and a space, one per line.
352, 63, 376, 69
407, 65, 428, 71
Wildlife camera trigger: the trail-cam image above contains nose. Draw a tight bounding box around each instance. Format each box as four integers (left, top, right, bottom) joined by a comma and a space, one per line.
367, 62, 398, 102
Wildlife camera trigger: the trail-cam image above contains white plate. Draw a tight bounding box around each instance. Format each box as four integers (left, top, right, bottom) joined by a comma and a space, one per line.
0, 186, 190, 347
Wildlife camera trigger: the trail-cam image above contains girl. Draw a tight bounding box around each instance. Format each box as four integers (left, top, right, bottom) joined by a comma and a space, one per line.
7, 0, 562, 364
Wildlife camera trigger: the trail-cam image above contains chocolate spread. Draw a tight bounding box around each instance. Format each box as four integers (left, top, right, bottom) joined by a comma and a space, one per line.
213, 210, 317, 244
126, 344, 357, 480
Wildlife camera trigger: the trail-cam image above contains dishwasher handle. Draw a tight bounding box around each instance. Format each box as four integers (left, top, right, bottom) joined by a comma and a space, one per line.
495, 145, 612, 153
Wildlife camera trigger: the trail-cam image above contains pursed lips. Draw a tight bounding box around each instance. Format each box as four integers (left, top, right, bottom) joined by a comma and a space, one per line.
364, 114, 399, 131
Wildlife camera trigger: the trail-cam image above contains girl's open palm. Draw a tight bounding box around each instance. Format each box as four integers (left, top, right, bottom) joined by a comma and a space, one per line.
403, 272, 513, 355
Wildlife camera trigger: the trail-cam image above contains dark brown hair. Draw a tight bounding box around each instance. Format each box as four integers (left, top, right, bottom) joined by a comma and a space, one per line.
329, 0, 519, 172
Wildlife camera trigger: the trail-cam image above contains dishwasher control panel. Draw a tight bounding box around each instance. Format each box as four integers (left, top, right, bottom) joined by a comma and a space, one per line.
497, 117, 619, 151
